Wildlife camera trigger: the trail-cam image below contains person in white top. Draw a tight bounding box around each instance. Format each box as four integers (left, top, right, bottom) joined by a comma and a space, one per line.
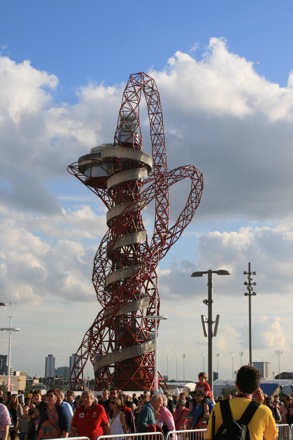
109, 397, 128, 438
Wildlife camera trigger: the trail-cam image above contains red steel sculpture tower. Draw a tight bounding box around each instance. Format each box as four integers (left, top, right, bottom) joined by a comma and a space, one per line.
68, 72, 204, 391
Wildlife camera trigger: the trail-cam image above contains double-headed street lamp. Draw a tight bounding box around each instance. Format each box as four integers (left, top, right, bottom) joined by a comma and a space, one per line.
191, 269, 230, 395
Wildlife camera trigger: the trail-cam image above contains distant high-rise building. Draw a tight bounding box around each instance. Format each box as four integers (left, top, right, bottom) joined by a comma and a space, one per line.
55, 366, 70, 380
45, 354, 55, 378
69, 354, 80, 378
0, 355, 8, 375
253, 361, 270, 379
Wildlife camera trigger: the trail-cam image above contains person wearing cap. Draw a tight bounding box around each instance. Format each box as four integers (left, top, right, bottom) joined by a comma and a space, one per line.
173, 400, 190, 431
188, 389, 209, 429
69, 390, 110, 440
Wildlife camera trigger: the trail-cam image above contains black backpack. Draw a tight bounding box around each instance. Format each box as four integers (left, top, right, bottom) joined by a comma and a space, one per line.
212, 399, 259, 440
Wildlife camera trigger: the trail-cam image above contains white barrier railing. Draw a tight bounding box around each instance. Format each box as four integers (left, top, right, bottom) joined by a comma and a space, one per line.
278, 423, 291, 440
167, 429, 206, 440
99, 433, 164, 440
99, 429, 206, 440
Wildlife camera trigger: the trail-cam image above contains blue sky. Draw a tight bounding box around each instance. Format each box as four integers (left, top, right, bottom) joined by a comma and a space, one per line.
2, 1, 293, 95
1, 0, 293, 385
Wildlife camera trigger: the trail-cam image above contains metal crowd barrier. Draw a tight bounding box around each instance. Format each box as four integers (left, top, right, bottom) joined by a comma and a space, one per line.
277, 423, 291, 440
167, 428, 207, 440
99, 430, 207, 440
50, 423, 293, 440
99, 433, 164, 440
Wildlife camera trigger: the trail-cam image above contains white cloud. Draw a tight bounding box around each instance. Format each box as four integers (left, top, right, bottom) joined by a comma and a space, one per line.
1, 38, 293, 378
0, 57, 58, 124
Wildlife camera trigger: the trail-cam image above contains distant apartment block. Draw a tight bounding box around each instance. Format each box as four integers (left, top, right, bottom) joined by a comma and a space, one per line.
45, 354, 55, 378
69, 353, 80, 377
0, 355, 8, 375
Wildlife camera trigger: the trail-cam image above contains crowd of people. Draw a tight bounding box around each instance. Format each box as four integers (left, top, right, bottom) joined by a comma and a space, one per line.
0, 367, 291, 440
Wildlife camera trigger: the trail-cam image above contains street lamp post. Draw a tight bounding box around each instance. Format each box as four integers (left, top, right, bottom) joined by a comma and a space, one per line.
201, 353, 206, 371
230, 352, 235, 379
275, 350, 283, 379
239, 351, 244, 367
147, 315, 168, 393
243, 262, 256, 366
0, 302, 20, 392
191, 269, 230, 395
182, 354, 186, 383
216, 353, 220, 378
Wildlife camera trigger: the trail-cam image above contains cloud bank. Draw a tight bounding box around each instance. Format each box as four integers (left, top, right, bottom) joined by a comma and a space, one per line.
1, 38, 293, 378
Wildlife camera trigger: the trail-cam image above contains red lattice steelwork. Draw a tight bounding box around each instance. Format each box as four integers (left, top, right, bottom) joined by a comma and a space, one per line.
68, 72, 204, 391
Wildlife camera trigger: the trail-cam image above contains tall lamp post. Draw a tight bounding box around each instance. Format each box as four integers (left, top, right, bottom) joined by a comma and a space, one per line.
201, 353, 206, 371
0, 302, 20, 392
182, 354, 186, 383
146, 315, 168, 393
216, 353, 220, 378
230, 352, 235, 379
239, 351, 244, 367
275, 350, 283, 379
191, 269, 230, 395
243, 262, 256, 366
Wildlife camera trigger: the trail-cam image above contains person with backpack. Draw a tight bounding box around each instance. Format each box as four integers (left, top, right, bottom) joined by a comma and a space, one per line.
205, 365, 278, 440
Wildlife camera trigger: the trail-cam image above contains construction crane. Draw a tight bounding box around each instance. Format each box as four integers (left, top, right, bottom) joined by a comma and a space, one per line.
68, 72, 204, 391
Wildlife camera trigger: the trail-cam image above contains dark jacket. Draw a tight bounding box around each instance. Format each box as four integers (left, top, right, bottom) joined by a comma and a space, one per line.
36, 404, 71, 437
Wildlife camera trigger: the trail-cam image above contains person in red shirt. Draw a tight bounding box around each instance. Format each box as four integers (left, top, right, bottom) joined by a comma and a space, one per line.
69, 390, 110, 440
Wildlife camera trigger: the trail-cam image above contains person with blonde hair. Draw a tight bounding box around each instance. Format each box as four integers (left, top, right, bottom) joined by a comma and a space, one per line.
7, 394, 23, 440
70, 390, 110, 440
